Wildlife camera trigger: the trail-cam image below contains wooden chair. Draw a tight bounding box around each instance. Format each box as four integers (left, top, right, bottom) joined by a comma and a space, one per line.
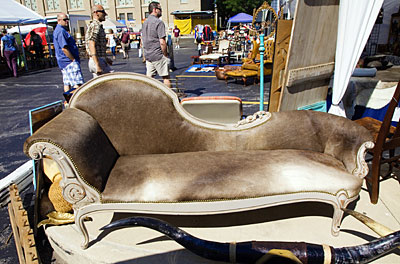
199, 40, 230, 66
354, 81, 400, 204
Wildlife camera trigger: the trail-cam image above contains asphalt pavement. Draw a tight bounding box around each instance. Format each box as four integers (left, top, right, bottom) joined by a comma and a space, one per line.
0, 38, 269, 263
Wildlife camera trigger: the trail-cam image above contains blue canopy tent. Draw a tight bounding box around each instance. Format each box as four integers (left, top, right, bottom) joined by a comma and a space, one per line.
227, 13, 253, 29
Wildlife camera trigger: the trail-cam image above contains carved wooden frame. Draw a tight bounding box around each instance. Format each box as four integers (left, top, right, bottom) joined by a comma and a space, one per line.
252, 1, 278, 40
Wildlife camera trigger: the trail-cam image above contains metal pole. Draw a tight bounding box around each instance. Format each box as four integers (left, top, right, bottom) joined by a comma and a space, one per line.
45, 22, 54, 67
259, 33, 265, 111
17, 24, 28, 71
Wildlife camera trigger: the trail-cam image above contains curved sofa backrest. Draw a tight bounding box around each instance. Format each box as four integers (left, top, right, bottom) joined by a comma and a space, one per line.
70, 73, 238, 155
69, 73, 372, 173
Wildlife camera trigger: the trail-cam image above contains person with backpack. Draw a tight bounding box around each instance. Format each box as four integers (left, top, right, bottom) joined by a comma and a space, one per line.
120, 28, 130, 59
1, 28, 18, 77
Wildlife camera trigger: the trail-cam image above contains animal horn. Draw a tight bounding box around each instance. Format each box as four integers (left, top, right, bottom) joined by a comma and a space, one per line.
343, 208, 394, 237
101, 216, 400, 264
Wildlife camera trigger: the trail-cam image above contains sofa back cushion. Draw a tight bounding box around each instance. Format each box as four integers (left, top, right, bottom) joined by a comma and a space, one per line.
72, 75, 237, 155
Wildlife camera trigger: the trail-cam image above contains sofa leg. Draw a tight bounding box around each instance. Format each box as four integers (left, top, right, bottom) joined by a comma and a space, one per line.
76, 212, 90, 249
331, 204, 343, 237
331, 190, 353, 236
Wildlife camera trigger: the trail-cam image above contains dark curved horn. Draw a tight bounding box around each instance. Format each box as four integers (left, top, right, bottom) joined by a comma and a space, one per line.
101, 216, 400, 264
334, 231, 400, 263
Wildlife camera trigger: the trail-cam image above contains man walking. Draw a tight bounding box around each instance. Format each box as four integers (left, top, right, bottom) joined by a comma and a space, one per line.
120, 28, 130, 59
85, 5, 113, 77
53, 13, 84, 92
173, 25, 180, 49
142, 2, 171, 88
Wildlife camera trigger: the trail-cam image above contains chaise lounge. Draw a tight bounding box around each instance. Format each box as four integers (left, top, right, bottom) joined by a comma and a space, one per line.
24, 73, 374, 249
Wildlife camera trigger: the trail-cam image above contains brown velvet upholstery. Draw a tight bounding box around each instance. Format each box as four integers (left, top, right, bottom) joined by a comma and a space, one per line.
72, 79, 237, 155
102, 149, 361, 202
24, 108, 118, 192
25, 76, 371, 196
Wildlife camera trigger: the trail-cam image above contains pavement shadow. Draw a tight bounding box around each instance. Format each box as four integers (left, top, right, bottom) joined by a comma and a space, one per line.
89, 202, 337, 248
22, 69, 53, 76
184, 87, 206, 96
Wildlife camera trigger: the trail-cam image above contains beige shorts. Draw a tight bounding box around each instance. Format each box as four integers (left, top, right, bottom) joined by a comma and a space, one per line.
146, 56, 170, 77
88, 57, 112, 78
121, 42, 130, 51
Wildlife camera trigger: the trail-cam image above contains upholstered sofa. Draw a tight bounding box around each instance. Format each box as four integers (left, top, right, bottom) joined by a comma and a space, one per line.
24, 73, 374, 249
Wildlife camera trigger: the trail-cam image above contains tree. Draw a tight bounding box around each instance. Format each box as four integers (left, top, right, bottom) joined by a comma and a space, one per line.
216, 0, 270, 27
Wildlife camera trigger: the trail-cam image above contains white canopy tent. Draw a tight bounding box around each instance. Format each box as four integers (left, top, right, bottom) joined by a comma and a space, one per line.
8, 24, 53, 35
329, 0, 385, 116
0, 0, 48, 70
0, 0, 45, 25
102, 18, 127, 33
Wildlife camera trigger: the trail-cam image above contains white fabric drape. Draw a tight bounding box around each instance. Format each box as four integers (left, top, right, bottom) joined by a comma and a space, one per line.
329, 0, 384, 117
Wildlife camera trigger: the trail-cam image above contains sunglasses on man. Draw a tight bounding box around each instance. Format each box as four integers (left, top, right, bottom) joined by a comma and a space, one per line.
62, 18, 69, 21
95, 9, 106, 14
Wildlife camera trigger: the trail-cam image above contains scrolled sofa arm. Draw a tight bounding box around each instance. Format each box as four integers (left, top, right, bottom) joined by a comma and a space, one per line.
24, 108, 119, 197
309, 111, 374, 178
245, 110, 374, 179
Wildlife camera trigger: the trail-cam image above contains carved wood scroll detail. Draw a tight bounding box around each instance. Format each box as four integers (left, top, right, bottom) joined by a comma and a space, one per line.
353, 141, 375, 179
235, 111, 271, 127
28, 142, 100, 207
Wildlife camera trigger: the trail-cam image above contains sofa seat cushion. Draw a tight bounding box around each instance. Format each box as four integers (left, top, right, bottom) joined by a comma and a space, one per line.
226, 70, 258, 78
101, 149, 362, 203
200, 54, 226, 60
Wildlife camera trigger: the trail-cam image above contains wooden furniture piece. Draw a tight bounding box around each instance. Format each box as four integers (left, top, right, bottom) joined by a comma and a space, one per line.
8, 184, 39, 264
224, 39, 274, 86
224, 67, 259, 86
24, 73, 373, 249
199, 40, 230, 66
275, 0, 339, 111
354, 81, 400, 204
269, 19, 293, 112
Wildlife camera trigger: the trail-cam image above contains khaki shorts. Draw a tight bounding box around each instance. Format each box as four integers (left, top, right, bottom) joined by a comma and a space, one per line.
121, 42, 130, 51
88, 57, 112, 78
146, 56, 170, 77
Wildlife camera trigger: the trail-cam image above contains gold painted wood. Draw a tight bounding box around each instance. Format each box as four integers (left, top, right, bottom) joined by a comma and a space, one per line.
8, 184, 39, 264
252, 1, 278, 40
278, 0, 339, 111
269, 19, 292, 112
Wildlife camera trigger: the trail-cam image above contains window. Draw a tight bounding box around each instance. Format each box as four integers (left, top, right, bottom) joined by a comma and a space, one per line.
118, 0, 133, 6
127, 13, 134, 21
145, 12, 149, 18
180, 0, 188, 3
94, 0, 108, 8
25, 0, 38, 12
119, 13, 126, 20
47, 0, 60, 11
70, 0, 83, 9
144, 0, 151, 4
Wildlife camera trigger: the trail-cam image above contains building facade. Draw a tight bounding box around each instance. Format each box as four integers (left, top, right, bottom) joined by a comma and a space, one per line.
15, 0, 213, 30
